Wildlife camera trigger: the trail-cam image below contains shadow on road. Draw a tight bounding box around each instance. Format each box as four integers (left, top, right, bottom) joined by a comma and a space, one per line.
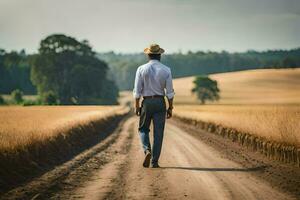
160, 165, 268, 172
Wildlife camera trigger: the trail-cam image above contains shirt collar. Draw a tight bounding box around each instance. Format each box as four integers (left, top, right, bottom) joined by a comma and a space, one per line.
148, 59, 160, 64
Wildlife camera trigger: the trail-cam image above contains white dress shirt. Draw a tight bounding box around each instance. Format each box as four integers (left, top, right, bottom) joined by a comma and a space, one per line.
133, 59, 175, 99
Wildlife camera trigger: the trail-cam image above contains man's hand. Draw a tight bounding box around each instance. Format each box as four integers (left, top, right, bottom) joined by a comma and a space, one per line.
135, 106, 141, 116
167, 98, 173, 119
167, 108, 173, 119
135, 98, 141, 116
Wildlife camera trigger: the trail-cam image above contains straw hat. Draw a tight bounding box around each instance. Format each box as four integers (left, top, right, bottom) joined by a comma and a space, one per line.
144, 44, 165, 54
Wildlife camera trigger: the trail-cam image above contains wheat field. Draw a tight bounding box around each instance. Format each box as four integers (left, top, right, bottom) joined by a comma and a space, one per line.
0, 106, 128, 152
173, 68, 300, 105
174, 105, 300, 147
173, 68, 300, 147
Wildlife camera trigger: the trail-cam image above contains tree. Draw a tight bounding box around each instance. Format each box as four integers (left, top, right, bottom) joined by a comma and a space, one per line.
41, 90, 58, 105
11, 89, 24, 104
0, 50, 36, 94
0, 95, 5, 105
192, 76, 220, 104
100, 79, 119, 104
31, 34, 117, 104
281, 57, 298, 68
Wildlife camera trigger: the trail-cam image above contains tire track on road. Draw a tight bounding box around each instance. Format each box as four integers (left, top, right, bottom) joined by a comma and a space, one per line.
105, 120, 296, 200
1, 116, 135, 200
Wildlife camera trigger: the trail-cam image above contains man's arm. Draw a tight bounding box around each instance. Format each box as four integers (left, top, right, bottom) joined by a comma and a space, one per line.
133, 68, 143, 116
166, 69, 175, 119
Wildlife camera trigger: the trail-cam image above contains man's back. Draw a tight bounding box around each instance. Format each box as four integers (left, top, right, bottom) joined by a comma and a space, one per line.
133, 60, 174, 99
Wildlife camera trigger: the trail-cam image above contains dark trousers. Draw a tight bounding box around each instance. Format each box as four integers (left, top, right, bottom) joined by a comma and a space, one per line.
139, 98, 166, 164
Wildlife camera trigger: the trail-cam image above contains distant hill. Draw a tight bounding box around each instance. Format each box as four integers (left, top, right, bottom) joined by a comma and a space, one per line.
98, 48, 300, 91
173, 68, 300, 104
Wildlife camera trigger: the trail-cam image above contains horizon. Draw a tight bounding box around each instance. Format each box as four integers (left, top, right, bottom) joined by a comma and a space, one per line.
1, 42, 300, 55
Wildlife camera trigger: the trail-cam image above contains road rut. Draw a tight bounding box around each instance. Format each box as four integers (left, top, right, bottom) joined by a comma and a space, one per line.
2, 116, 298, 200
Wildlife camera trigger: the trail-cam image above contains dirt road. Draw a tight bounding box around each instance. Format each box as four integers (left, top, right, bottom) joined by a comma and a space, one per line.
2, 116, 298, 200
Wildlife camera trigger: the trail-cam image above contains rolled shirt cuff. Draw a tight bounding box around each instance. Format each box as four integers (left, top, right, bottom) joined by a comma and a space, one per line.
166, 92, 175, 99
133, 91, 141, 99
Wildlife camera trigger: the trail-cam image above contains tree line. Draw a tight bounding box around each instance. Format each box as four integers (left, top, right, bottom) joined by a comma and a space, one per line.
99, 48, 300, 90
0, 49, 36, 94
0, 34, 119, 105
1, 36, 300, 101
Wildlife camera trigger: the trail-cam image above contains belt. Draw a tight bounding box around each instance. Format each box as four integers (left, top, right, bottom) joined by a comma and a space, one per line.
143, 95, 164, 99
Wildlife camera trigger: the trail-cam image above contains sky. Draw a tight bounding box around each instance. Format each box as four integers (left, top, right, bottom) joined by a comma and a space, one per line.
0, 0, 300, 54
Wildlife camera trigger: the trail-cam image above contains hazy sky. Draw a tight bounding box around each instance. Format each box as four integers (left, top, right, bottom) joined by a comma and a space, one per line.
0, 0, 300, 53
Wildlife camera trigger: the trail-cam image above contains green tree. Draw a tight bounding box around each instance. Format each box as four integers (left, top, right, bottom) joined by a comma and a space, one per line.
100, 79, 119, 104
281, 57, 298, 68
192, 76, 220, 104
0, 95, 5, 105
31, 34, 117, 104
11, 89, 24, 104
0, 49, 36, 94
41, 90, 58, 105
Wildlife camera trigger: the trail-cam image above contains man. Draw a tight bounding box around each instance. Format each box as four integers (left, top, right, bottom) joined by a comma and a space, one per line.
133, 44, 175, 168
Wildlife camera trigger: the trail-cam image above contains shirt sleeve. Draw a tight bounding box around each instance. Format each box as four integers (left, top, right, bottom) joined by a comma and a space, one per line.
133, 67, 143, 98
165, 69, 175, 99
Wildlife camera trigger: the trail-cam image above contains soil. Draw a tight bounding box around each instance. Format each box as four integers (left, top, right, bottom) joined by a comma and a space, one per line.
1, 116, 299, 200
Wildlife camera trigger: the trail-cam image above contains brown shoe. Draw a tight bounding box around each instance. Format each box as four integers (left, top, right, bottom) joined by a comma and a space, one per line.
143, 150, 151, 168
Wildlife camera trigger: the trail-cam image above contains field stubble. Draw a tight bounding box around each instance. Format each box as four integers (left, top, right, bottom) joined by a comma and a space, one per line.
173, 69, 300, 165
0, 106, 128, 152
174, 105, 300, 147
0, 105, 129, 193
174, 104, 300, 166
173, 68, 300, 105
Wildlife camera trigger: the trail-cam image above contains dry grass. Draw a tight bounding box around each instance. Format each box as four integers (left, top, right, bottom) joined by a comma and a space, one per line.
174, 105, 300, 147
173, 69, 300, 147
173, 68, 300, 104
0, 106, 128, 152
